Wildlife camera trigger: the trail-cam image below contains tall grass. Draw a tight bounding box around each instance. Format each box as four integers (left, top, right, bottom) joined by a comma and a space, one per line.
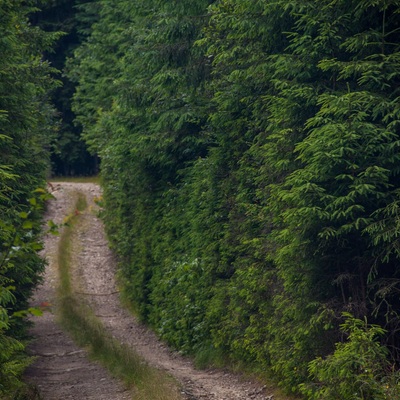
49, 176, 100, 184
56, 192, 183, 400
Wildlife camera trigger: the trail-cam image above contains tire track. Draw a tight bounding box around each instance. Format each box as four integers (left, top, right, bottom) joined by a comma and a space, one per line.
25, 184, 131, 400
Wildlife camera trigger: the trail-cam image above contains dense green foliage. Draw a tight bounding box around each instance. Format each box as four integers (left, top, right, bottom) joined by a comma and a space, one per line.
0, 0, 58, 396
300, 314, 400, 399
70, 0, 400, 396
33, 0, 98, 176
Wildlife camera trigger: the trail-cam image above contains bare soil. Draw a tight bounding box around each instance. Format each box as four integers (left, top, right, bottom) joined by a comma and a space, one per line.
25, 182, 283, 400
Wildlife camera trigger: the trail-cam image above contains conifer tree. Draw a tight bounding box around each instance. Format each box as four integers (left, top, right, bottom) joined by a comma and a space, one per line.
0, 0, 59, 395
70, 0, 400, 395
264, 0, 400, 387
71, 0, 214, 323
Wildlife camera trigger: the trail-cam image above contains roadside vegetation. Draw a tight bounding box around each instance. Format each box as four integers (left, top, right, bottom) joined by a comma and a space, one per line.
0, 1, 59, 398
49, 176, 100, 184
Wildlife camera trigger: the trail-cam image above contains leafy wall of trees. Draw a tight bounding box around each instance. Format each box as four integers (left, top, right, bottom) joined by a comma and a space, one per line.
0, 1, 57, 396
70, 0, 400, 397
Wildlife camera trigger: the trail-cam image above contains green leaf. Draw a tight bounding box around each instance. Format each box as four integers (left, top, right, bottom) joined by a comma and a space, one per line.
28, 307, 43, 317
19, 212, 28, 219
22, 220, 33, 230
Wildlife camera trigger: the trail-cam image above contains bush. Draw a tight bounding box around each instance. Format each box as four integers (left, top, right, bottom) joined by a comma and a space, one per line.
300, 313, 400, 400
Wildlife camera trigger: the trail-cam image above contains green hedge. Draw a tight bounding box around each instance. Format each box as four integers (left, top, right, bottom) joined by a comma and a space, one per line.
71, 0, 400, 395
0, 1, 58, 396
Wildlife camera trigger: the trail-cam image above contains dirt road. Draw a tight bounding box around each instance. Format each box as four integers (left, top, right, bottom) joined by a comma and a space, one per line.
25, 182, 278, 400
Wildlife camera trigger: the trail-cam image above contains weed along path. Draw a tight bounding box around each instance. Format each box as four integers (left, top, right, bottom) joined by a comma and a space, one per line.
26, 182, 281, 400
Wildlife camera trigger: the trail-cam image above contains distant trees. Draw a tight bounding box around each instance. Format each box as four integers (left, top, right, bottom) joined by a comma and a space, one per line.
0, 1, 58, 395
33, 0, 98, 176
70, 0, 400, 397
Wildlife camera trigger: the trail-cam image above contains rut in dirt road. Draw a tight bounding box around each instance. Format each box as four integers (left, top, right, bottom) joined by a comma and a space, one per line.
25, 184, 131, 400
26, 182, 281, 400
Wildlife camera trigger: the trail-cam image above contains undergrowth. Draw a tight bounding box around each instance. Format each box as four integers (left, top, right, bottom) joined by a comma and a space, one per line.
56, 191, 182, 400
49, 176, 100, 184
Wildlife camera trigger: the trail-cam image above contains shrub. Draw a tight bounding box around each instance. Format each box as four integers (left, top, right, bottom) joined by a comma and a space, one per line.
300, 313, 400, 400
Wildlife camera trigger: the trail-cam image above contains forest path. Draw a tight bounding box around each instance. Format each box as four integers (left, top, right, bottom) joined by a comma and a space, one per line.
25, 182, 279, 400
24, 182, 131, 400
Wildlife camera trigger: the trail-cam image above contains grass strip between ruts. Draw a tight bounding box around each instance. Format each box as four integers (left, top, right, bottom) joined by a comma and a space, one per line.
56, 191, 183, 400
